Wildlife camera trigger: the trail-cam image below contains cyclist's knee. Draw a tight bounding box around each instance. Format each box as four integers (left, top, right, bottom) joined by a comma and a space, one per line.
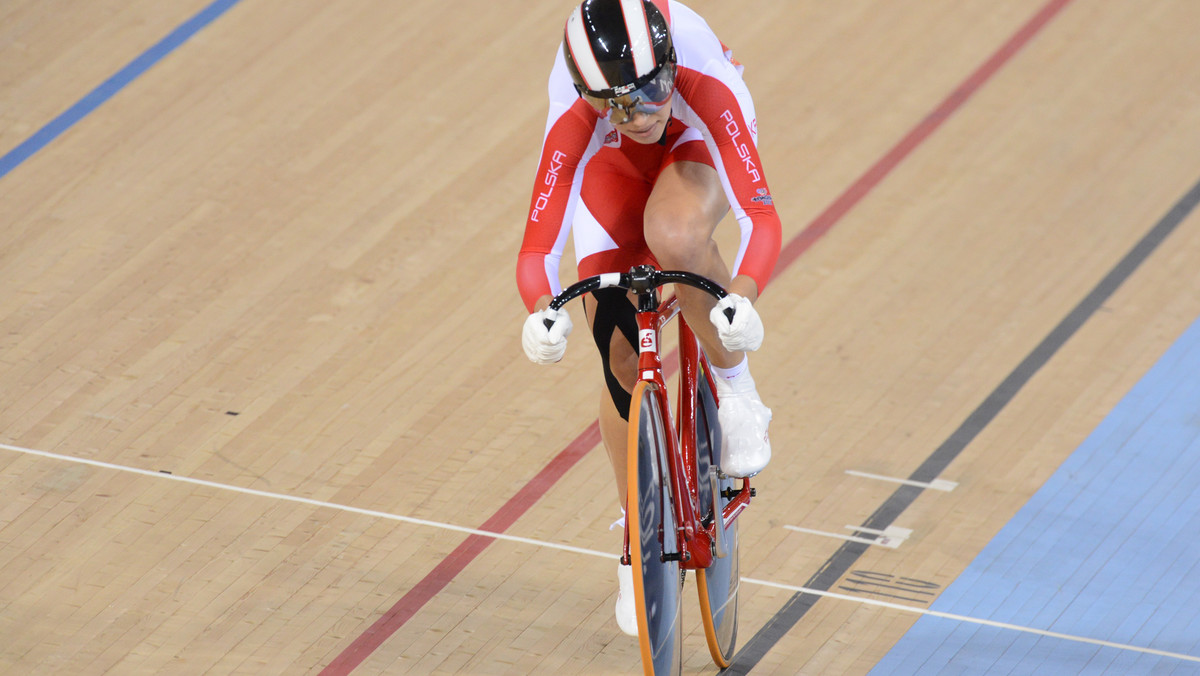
644, 212, 714, 270
606, 337, 638, 388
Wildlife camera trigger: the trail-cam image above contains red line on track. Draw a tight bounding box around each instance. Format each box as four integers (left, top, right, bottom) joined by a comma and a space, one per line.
321, 1, 1072, 671
320, 423, 602, 675
779, 0, 1074, 269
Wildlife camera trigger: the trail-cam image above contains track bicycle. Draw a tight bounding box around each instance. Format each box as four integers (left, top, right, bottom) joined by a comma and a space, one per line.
547, 265, 755, 675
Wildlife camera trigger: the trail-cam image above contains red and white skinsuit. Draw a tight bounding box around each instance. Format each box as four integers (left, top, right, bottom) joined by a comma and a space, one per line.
516, 0, 782, 312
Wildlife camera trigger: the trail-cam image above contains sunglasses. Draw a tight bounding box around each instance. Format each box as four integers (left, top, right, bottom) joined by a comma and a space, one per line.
581, 62, 676, 125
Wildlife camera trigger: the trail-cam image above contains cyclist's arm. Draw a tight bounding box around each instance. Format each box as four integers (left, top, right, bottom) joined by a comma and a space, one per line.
670, 8, 782, 296
516, 101, 597, 311
517, 50, 603, 312
728, 275, 760, 304
530, 294, 553, 313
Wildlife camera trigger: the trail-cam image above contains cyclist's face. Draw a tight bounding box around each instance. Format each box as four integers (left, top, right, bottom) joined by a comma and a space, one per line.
614, 104, 672, 145
580, 61, 676, 139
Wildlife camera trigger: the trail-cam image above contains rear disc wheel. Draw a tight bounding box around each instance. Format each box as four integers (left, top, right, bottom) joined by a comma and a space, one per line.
695, 372, 741, 667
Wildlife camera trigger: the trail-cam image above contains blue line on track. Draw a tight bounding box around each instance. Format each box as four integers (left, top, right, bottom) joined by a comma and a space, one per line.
0, 0, 243, 180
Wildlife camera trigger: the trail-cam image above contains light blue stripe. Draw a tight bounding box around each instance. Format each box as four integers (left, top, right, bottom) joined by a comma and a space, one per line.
871, 316, 1200, 674
0, 0, 243, 180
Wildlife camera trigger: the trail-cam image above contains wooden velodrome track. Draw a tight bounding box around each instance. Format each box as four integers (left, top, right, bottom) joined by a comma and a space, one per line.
4, 0, 1200, 673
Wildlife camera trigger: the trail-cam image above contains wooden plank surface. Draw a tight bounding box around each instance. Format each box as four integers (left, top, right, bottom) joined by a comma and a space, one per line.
3, 1, 1200, 673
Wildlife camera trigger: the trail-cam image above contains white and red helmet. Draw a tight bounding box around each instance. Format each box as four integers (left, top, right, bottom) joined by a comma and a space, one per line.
563, 0, 676, 101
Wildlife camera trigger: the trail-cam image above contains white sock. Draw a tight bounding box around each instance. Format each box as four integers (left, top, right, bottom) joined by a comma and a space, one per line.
711, 355, 755, 394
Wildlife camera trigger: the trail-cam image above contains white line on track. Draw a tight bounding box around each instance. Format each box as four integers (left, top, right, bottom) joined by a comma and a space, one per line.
0, 442, 616, 561
743, 577, 1200, 664
845, 469, 958, 491
5, 441, 1198, 664
783, 524, 904, 548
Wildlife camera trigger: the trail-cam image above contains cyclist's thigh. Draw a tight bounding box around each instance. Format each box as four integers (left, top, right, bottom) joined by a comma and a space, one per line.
644, 131, 728, 247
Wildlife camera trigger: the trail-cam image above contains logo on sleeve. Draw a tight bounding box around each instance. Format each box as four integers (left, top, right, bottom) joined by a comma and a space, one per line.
720, 110, 761, 183
751, 188, 774, 206
530, 150, 567, 223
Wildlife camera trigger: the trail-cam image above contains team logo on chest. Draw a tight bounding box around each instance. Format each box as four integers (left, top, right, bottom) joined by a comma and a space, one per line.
604, 129, 620, 147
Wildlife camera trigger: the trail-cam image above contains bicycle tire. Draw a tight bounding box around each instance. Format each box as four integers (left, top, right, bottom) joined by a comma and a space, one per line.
694, 372, 740, 667
626, 380, 684, 676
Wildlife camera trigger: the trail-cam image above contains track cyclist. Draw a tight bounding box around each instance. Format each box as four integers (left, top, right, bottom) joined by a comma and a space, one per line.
516, 0, 782, 636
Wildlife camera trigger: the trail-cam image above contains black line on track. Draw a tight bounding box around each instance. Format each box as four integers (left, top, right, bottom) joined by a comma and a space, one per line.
725, 177, 1200, 674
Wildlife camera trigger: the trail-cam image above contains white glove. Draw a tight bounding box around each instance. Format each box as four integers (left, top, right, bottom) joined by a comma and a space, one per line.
710, 294, 764, 352
522, 308, 573, 364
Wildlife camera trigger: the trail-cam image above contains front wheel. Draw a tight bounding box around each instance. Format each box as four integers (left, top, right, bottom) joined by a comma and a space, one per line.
626, 381, 683, 676
695, 371, 740, 667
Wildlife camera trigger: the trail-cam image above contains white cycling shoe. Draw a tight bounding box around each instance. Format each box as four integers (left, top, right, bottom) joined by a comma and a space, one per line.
715, 384, 773, 478
615, 563, 637, 636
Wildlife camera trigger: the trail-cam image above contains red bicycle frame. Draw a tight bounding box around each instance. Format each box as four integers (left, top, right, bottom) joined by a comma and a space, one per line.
621, 292, 753, 572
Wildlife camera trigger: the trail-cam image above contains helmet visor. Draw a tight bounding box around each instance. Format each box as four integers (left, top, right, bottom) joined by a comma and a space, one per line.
582, 62, 676, 125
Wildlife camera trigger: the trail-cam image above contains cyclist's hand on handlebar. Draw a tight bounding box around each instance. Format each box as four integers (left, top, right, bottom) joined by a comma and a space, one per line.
710, 294, 764, 352
522, 308, 573, 364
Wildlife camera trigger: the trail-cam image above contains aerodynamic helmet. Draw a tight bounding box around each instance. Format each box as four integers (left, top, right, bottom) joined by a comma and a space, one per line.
563, 0, 677, 123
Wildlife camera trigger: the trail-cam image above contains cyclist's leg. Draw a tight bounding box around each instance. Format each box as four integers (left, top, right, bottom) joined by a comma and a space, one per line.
574, 141, 663, 501
580, 260, 649, 641
573, 148, 663, 637
583, 288, 640, 507
643, 158, 744, 369
643, 152, 773, 478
